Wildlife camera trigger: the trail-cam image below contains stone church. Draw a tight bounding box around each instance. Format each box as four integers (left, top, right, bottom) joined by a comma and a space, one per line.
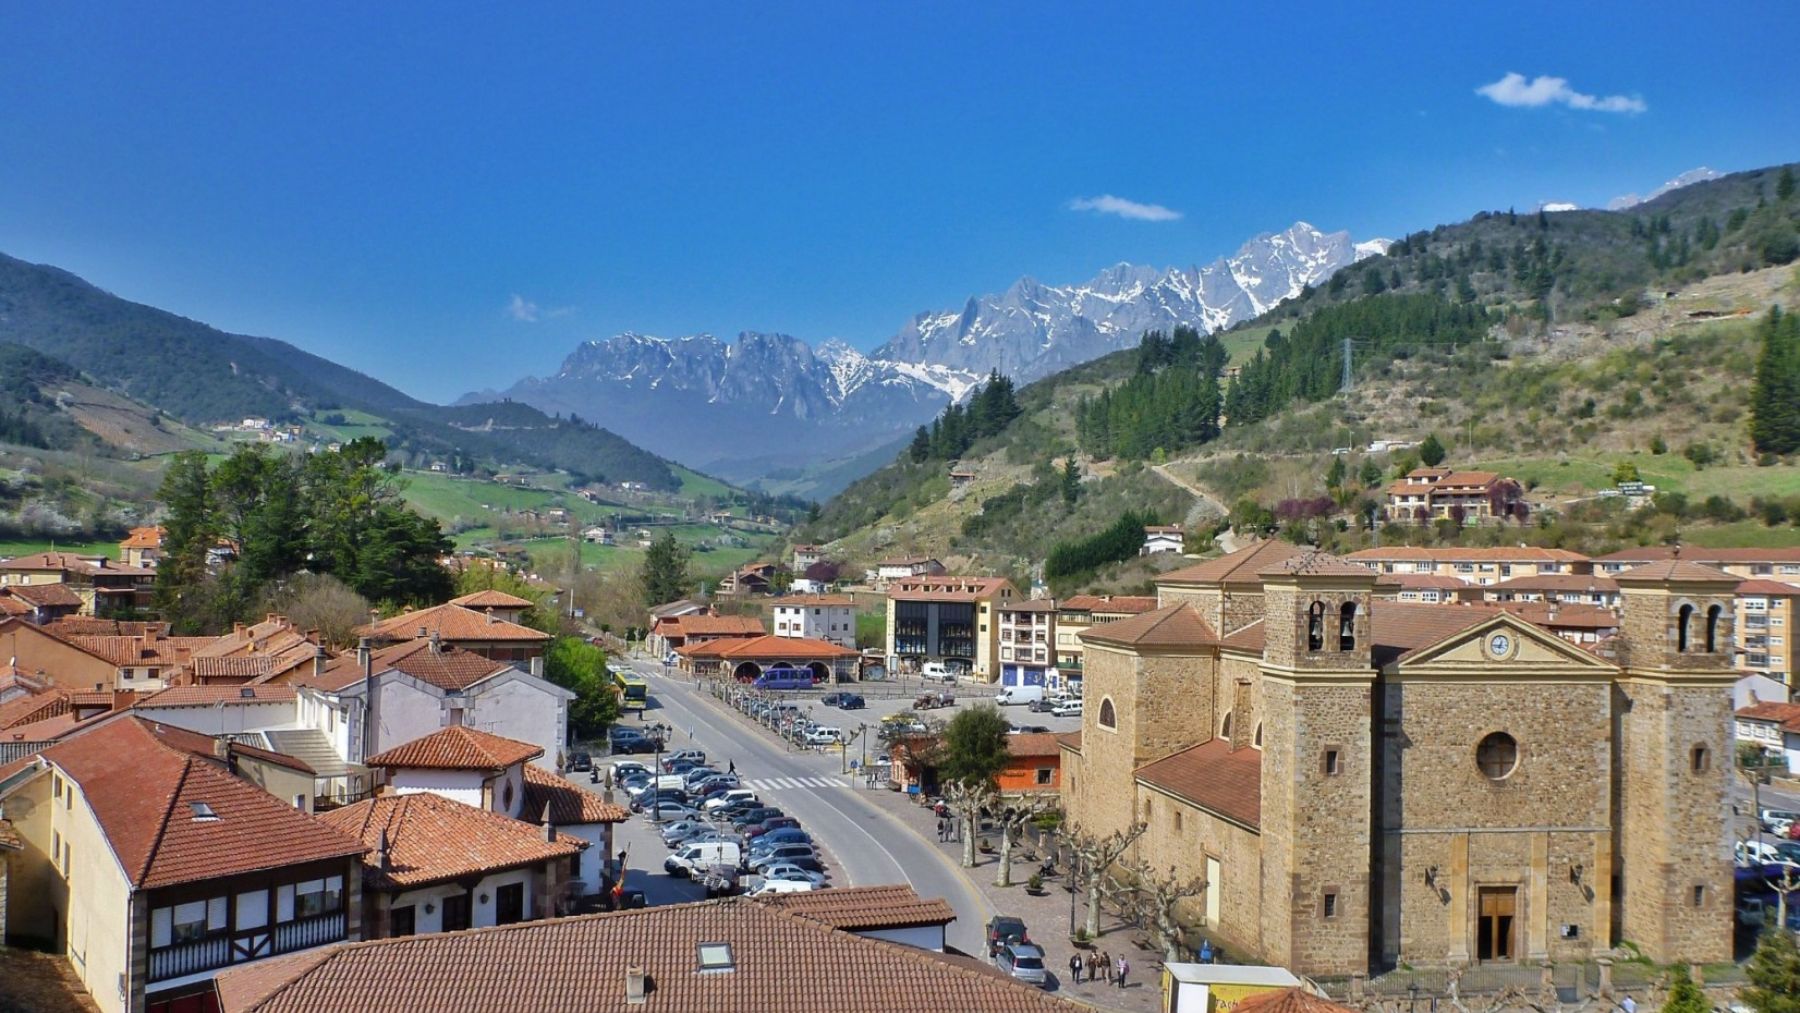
1059, 540, 1734, 976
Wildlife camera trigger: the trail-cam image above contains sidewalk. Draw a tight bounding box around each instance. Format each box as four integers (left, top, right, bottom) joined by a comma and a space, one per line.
857, 783, 1171, 1012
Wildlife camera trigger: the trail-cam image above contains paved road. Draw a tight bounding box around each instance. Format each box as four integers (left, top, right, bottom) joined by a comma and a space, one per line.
619, 656, 996, 955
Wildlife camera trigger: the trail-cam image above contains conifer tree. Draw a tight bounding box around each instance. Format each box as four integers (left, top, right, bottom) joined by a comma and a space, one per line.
1751, 306, 1800, 455
1419, 433, 1447, 467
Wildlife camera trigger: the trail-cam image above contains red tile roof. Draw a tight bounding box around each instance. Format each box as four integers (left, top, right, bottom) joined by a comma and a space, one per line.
136, 685, 297, 707
0, 688, 70, 730
1135, 739, 1262, 830
365, 726, 544, 771
1614, 559, 1740, 584
120, 525, 167, 549
1004, 732, 1064, 758
521, 765, 629, 824
773, 594, 857, 607
1596, 546, 1800, 564
305, 639, 514, 693
1060, 595, 1159, 615
1157, 539, 1304, 588
1257, 550, 1379, 580
1345, 546, 1590, 563
1232, 987, 1359, 1013
30, 718, 365, 888
1737, 579, 1800, 596
1080, 603, 1219, 650
317, 791, 583, 891
138, 720, 317, 776
212, 897, 1076, 1013
888, 576, 1014, 602
1056, 731, 1082, 753
1377, 573, 1473, 590
1484, 574, 1619, 593
1220, 620, 1266, 654
2, 583, 84, 608
363, 603, 551, 643
1737, 701, 1800, 733
678, 634, 859, 660
758, 883, 956, 930
662, 614, 767, 638
449, 589, 537, 610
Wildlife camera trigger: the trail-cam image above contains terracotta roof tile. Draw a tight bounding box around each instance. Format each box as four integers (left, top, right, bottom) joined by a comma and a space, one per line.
1232, 987, 1359, 1013
120, 525, 166, 549
1345, 546, 1590, 563
1596, 546, 1800, 564
45, 617, 166, 637
1377, 573, 1474, 590
1004, 732, 1063, 758
1613, 559, 1740, 584
305, 640, 513, 693
138, 721, 318, 776
1080, 603, 1219, 650
1257, 550, 1378, 580
1485, 574, 1619, 593
1158, 539, 1304, 587
1737, 579, 1800, 596
758, 883, 955, 930
449, 589, 536, 609
190, 656, 278, 681
317, 792, 583, 891
1369, 601, 1493, 664
772, 594, 856, 607
1737, 701, 1800, 733
363, 603, 551, 643
1220, 620, 1266, 654
0, 818, 20, 850
678, 634, 859, 660
665, 614, 767, 637
1136, 739, 1261, 829
1056, 731, 1082, 752
521, 765, 629, 824
25, 718, 365, 888
2, 583, 84, 608
0, 688, 70, 730
213, 897, 1075, 1013
365, 726, 544, 771
1060, 595, 1159, 615
888, 576, 1014, 602
136, 685, 297, 707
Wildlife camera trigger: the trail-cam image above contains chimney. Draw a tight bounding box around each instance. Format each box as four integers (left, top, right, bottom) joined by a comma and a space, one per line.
111, 689, 137, 712
313, 646, 329, 678
429, 630, 443, 654
529, 655, 544, 678
234, 622, 246, 637
377, 828, 391, 873
416, 626, 428, 640
541, 800, 556, 842
486, 608, 497, 625
624, 966, 647, 1006
357, 637, 372, 676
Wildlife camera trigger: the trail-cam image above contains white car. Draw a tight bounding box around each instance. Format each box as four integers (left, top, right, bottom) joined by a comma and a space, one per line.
1051, 698, 1083, 718
749, 877, 816, 896
757, 862, 827, 887
804, 727, 842, 746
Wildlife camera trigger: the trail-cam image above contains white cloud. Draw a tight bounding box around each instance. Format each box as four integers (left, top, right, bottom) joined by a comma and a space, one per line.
1068, 194, 1182, 222
507, 294, 541, 323
1475, 72, 1646, 114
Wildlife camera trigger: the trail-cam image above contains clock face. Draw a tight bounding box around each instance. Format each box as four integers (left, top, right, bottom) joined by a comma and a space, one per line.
1489, 633, 1511, 657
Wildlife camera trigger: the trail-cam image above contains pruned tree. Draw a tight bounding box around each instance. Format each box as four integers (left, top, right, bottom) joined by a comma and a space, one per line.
945, 779, 997, 868
1121, 856, 1209, 962
992, 794, 1058, 887
1067, 820, 1147, 938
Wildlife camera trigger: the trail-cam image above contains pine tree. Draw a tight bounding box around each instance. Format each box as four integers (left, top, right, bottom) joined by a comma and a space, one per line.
1661, 965, 1708, 1013
1779, 165, 1797, 202
1741, 922, 1800, 1013
908, 426, 931, 462
1325, 456, 1346, 489
1359, 458, 1383, 488
1061, 456, 1081, 505
638, 531, 691, 608
1752, 306, 1800, 455
1419, 433, 1447, 467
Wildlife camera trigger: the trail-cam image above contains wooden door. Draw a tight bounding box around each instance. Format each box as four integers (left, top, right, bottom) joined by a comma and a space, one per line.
1477, 887, 1517, 962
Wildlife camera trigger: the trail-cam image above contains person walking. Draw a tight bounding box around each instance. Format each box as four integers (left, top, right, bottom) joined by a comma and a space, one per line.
728, 759, 736, 775
1068, 953, 1082, 985
1117, 955, 1129, 989
1100, 951, 1113, 985
1198, 939, 1213, 964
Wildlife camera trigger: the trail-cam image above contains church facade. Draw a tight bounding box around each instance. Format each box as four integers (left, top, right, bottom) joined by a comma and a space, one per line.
1059, 541, 1734, 976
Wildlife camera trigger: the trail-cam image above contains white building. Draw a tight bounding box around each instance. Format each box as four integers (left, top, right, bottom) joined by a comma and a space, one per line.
771, 594, 857, 649
1140, 525, 1185, 555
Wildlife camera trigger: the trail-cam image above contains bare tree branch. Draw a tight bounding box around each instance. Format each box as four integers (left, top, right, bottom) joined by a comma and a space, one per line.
1066, 820, 1147, 938
991, 793, 1058, 887
1119, 855, 1209, 962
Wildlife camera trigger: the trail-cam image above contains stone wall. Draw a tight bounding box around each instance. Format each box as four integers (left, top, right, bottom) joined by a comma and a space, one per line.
1073, 645, 1147, 841
1134, 789, 1264, 957
1133, 652, 1221, 765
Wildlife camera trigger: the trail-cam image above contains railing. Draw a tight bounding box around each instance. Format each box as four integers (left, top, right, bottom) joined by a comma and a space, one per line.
148, 911, 345, 982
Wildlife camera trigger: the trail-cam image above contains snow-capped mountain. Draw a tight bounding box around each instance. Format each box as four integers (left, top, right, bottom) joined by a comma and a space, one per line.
476, 221, 1380, 493
1607, 167, 1723, 211
874, 222, 1384, 383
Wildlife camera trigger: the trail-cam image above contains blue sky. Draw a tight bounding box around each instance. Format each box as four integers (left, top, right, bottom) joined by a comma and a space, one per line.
1, 3, 1795, 402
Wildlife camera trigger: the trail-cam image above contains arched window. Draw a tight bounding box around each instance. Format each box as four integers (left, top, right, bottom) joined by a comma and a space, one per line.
1690, 744, 1711, 773
1338, 601, 1358, 651
1677, 603, 1694, 652
1098, 697, 1117, 730
1220, 711, 1233, 740
1705, 604, 1723, 653
1306, 601, 1325, 652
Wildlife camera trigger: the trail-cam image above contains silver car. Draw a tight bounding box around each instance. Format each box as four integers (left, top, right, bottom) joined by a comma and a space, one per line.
995, 943, 1047, 987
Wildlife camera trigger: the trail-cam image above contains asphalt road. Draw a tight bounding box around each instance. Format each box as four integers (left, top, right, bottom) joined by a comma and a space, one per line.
619, 656, 996, 955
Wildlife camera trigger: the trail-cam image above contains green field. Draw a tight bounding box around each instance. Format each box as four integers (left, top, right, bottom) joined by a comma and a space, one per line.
400, 471, 617, 526
0, 539, 118, 560
515, 531, 779, 581
1681, 520, 1800, 548
1476, 453, 1800, 501
306, 409, 393, 442
675, 467, 734, 500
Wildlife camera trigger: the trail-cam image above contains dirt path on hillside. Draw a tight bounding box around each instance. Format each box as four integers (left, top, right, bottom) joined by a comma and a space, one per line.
1149, 463, 1241, 553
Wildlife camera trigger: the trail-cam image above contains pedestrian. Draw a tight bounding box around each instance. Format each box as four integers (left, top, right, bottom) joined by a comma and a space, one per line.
1619, 996, 1636, 1013
1068, 952, 1082, 984
1198, 939, 1212, 964
728, 759, 736, 775
1117, 956, 1129, 989
1100, 951, 1113, 984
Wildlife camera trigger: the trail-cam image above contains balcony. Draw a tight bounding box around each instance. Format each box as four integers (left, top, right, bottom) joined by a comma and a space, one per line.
148, 911, 346, 982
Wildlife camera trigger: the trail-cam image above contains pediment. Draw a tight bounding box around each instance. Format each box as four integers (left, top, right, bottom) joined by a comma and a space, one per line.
1400, 613, 1616, 674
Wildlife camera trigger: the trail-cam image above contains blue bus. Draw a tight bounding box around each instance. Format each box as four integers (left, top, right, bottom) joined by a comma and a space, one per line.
752, 665, 816, 691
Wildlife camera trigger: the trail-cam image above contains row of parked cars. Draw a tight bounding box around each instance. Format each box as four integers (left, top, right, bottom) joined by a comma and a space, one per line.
609, 750, 828, 896
736, 695, 850, 748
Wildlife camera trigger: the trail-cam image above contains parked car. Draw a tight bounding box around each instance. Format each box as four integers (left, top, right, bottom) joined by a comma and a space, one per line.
748, 828, 812, 851
664, 749, 706, 768
994, 943, 1047, 987
985, 915, 1029, 956
748, 877, 815, 896
757, 862, 827, 887
744, 816, 802, 838
690, 774, 741, 795
660, 820, 712, 845
1051, 698, 1083, 718
664, 840, 742, 878
703, 789, 759, 812
608, 727, 654, 754
746, 844, 821, 872
682, 767, 722, 788
803, 727, 843, 746
1737, 895, 1800, 930
921, 662, 957, 683
643, 800, 701, 821
731, 807, 786, 830
568, 750, 593, 772
610, 760, 651, 781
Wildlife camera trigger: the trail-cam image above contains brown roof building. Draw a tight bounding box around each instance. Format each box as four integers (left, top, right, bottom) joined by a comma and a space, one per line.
361, 603, 551, 670
757, 883, 957, 950
212, 897, 1076, 1013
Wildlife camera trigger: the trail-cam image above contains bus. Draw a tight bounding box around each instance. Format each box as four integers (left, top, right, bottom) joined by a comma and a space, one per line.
612, 671, 649, 712
751, 665, 817, 691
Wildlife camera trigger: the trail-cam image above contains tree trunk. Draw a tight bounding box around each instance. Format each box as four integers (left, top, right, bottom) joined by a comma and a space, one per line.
1084, 869, 1103, 938
995, 819, 1016, 887
959, 798, 981, 869
1155, 904, 1183, 963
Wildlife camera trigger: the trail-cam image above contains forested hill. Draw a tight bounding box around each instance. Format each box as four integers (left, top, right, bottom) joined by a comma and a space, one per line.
0, 252, 428, 421
798, 162, 1800, 575
0, 252, 701, 491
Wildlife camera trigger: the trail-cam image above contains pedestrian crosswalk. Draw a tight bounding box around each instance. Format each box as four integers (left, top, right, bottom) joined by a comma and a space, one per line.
739, 776, 851, 792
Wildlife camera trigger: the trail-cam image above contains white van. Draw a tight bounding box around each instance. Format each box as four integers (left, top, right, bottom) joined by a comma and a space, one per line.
703, 788, 758, 812
749, 877, 816, 896
994, 684, 1044, 706
664, 840, 742, 878
653, 774, 687, 793
921, 662, 956, 683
